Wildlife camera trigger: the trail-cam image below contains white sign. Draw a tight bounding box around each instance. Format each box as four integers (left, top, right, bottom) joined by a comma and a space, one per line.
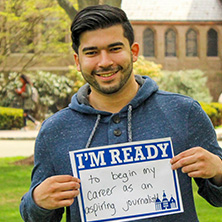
69, 137, 183, 222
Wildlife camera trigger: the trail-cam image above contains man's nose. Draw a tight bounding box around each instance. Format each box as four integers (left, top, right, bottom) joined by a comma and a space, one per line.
98, 50, 114, 68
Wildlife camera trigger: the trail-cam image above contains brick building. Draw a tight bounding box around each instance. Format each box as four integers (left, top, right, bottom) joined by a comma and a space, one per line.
122, 0, 222, 100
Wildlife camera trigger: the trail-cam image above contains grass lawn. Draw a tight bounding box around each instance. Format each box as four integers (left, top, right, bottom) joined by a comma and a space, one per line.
192, 182, 222, 221
0, 157, 221, 222
0, 157, 33, 222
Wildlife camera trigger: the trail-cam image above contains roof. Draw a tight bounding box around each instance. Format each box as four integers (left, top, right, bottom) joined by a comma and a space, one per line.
121, 0, 222, 22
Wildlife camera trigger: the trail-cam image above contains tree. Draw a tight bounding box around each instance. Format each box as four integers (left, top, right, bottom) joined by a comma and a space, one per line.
0, 0, 70, 73
56, 0, 122, 21
0, 0, 71, 99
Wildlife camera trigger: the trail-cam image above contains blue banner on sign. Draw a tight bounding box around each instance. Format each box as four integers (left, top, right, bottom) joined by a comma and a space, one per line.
73, 140, 173, 170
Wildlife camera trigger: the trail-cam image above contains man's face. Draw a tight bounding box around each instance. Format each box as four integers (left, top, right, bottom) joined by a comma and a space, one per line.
74, 25, 139, 95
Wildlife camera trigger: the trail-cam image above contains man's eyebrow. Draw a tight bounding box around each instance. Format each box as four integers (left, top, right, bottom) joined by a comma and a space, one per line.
108, 42, 124, 48
82, 46, 98, 52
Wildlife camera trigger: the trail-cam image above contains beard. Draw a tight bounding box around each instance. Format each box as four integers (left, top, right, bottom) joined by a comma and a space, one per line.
80, 55, 134, 95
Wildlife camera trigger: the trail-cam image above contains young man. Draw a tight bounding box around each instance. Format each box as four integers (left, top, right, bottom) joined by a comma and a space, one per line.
20, 5, 222, 222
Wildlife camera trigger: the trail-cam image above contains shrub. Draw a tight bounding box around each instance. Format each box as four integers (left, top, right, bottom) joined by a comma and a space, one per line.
0, 61, 215, 123
134, 56, 163, 81
157, 70, 212, 103
0, 72, 22, 108
0, 71, 75, 119
30, 71, 75, 117
65, 66, 85, 93
199, 102, 222, 127
134, 59, 212, 103
0, 107, 23, 130
210, 102, 222, 126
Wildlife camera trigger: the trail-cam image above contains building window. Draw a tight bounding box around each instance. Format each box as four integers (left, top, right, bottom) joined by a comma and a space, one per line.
207, 28, 218, 57
165, 29, 177, 57
186, 29, 198, 57
143, 28, 155, 57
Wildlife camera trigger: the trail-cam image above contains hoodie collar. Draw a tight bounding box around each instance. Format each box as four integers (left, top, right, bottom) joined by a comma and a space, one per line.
69, 75, 159, 148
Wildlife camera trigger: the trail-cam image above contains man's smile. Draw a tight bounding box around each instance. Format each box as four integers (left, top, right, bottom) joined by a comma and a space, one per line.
93, 67, 122, 78
96, 70, 118, 77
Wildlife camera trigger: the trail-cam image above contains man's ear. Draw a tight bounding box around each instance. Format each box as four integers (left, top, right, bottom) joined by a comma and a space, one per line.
73, 54, 81, 71
131, 42, 140, 63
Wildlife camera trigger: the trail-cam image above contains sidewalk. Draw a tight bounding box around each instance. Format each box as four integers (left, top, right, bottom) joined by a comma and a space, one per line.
0, 130, 39, 157
0, 130, 38, 140
0, 128, 222, 158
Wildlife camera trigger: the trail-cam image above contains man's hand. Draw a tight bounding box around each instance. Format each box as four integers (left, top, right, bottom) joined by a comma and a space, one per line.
170, 147, 222, 186
33, 175, 81, 210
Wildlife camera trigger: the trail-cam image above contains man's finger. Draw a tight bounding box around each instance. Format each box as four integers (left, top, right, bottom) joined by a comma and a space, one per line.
51, 175, 80, 183
170, 147, 200, 165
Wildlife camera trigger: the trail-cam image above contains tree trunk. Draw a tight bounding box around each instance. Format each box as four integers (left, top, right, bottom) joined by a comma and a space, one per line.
103, 0, 122, 7
56, 0, 78, 21
78, 0, 121, 10
57, 0, 122, 20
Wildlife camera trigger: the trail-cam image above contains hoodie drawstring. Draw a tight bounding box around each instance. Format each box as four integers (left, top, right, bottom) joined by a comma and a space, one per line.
127, 105, 133, 142
85, 114, 101, 148
85, 105, 133, 148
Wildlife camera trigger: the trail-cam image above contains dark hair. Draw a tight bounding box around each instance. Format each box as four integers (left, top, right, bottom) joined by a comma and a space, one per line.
20, 74, 32, 85
70, 5, 134, 53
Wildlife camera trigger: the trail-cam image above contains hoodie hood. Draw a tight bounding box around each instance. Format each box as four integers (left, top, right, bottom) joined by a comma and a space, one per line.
68, 75, 159, 115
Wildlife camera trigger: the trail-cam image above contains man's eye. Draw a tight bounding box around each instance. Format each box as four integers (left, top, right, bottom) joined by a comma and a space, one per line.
110, 47, 122, 52
85, 51, 97, 56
